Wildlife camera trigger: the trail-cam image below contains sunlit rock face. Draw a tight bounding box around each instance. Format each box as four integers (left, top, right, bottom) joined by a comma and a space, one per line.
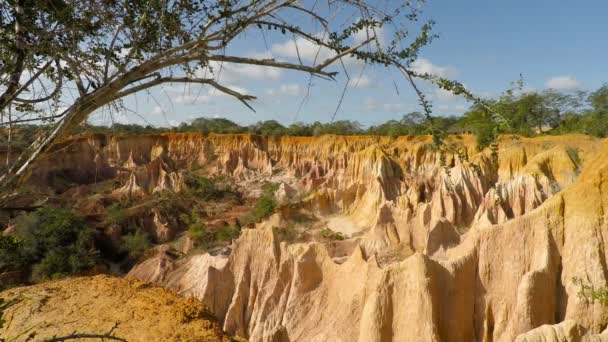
31, 132, 608, 341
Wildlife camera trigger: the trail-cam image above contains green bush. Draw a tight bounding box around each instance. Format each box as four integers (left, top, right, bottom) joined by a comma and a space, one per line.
252, 182, 278, 221
261, 181, 279, 194
215, 225, 241, 242
181, 211, 213, 248
121, 230, 151, 262
11, 207, 97, 282
253, 195, 276, 220
104, 202, 129, 226
185, 174, 223, 200
320, 228, 346, 241
0, 235, 24, 272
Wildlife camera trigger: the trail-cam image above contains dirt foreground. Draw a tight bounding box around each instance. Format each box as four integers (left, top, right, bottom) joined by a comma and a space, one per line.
0, 275, 234, 341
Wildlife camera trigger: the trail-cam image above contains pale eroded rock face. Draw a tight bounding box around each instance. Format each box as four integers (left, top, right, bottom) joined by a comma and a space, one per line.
32, 133, 608, 341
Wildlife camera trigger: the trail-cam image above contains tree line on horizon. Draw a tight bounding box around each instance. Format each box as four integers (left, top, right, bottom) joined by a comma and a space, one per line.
3, 84, 608, 151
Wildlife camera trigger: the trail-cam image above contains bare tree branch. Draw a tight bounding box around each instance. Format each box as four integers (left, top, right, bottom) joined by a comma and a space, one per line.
42, 322, 126, 342
15, 60, 63, 104
207, 54, 338, 79
0, 0, 27, 111
315, 36, 375, 70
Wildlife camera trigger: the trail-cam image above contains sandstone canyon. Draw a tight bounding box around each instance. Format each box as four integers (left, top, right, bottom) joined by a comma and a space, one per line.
3, 132, 608, 341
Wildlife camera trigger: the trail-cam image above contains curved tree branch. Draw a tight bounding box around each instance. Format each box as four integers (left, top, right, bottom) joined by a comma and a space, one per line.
111, 76, 257, 111
15, 60, 63, 104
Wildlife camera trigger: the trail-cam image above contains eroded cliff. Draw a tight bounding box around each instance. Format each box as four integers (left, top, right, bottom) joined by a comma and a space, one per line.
14, 133, 608, 341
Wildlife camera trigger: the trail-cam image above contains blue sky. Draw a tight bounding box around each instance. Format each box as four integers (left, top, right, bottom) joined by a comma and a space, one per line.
91, 0, 608, 128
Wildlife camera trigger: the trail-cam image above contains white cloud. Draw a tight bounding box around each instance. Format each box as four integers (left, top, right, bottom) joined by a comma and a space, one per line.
411, 58, 458, 78
168, 83, 251, 105
208, 84, 250, 98
362, 97, 379, 111
112, 111, 130, 124
271, 25, 385, 68
272, 35, 331, 62
152, 106, 163, 114
271, 35, 362, 68
349, 75, 372, 88
223, 63, 282, 81
382, 103, 406, 112
545, 76, 579, 90
174, 93, 211, 105
266, 84, 304, 96
195, 57, 283, 85
437, 103, 467, 113
362, 97, 408, 113
353, 26, 386, 47
434, 88, 458, 101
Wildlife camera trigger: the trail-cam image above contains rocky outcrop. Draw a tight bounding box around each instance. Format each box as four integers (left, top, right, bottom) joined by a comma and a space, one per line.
28, 132, 608, 341
127, 139, 606, 341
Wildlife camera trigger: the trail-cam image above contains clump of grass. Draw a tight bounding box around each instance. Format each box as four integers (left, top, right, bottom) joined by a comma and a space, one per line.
121, 229, 151, 262
104, 202, 129, 226
184, 173, 236, 201
320, 228, 346, 241
273, 224, 299, 242
215, 225, 241, 242
181, 211, 213, 248
181, 211, 241, 250
251, 181, 279, 221
573, 276, 608, 306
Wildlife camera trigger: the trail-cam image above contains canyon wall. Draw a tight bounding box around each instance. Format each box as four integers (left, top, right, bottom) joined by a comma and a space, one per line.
33, 133, 608, 341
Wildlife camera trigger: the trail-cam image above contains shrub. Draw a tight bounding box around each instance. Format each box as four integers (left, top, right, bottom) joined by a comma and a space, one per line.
185, 174, 223, 200
252, 181, 279, 221
0, 235, 24, 272
253, 195, 276, 220
181, 211, 213, 248
566, 147, 582, 169
121, 230, 151, 262
573, 276, 608, 306
104, 202, 129, 226
320, 228, 346, 241
272, 225, 298, 242
215, 225, 241, 242
12, 207, 97, 282
261, 181, 279, 194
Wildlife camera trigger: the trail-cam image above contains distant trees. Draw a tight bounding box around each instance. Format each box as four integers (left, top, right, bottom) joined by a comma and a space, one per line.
4, 84, 608, 155
584, 85, 608, 137
248, 120, 288, 136
459, 84, 608, 148
461, 102, 499, 149
174, 118, 365, 136
168, 112, 462, 137
181, 118, 243, 134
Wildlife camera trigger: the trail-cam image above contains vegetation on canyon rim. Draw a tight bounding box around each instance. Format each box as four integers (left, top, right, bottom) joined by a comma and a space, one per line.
0, 0, 602, 194
0, 0, 466, 197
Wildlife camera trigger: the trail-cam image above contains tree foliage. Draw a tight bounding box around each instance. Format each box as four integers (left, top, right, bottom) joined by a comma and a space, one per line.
0, 0, 442, 199
3, 207, 97, 282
